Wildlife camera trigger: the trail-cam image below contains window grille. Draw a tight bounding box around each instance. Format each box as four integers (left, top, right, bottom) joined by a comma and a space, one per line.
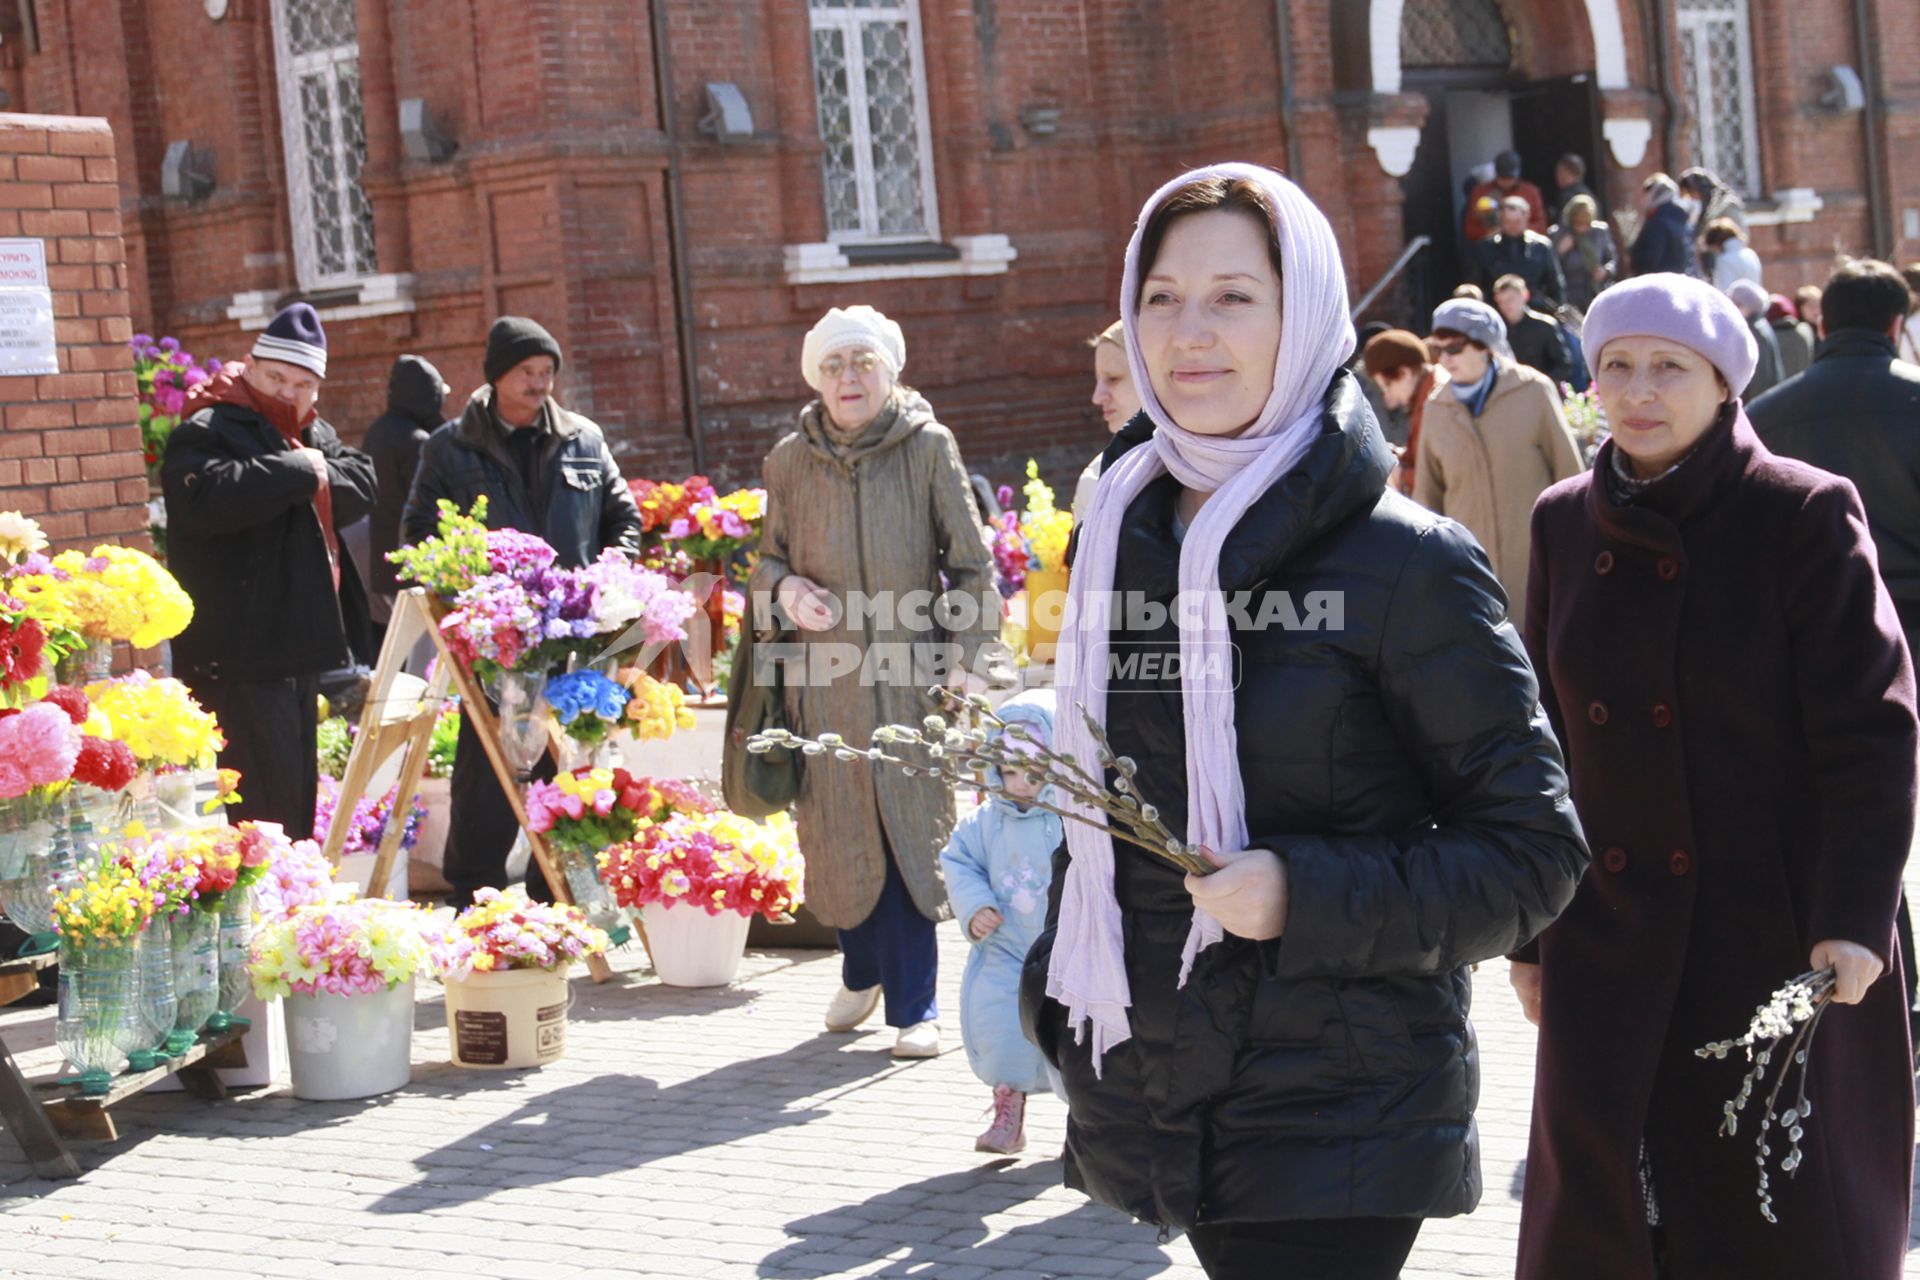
271, 0, 378, 288
1400, 0, 1514, 70
1675, 0, 1763, 197
808, 0, 939, 243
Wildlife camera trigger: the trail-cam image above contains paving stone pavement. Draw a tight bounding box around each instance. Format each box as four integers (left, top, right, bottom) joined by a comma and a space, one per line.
4, 898, 1919, 1277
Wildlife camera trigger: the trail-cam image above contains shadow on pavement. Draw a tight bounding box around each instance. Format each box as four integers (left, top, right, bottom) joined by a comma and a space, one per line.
365, 1040, 903, 1215
757, 1160, 1181, 1278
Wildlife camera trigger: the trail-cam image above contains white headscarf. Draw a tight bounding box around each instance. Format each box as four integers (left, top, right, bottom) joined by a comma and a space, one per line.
1045, 163, 1356, 1072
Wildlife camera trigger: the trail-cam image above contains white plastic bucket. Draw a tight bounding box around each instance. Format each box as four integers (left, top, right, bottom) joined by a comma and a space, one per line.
444, 967, 570, 1069
641, 903, 752, 987
285, 979, 415, 1101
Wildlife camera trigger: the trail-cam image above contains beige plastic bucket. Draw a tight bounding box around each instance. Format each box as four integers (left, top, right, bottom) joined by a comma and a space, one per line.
445, 967, 571, 1069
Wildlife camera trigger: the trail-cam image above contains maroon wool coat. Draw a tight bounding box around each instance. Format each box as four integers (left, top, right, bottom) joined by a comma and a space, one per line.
1515, 409, 1917, 1279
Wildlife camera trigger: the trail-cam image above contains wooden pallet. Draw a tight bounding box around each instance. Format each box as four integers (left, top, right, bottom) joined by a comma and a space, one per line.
0, 949, 250, 1179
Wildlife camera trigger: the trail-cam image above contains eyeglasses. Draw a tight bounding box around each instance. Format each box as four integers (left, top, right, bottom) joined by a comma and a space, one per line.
1432, 340, 1473, 357
820, 351, 882, 381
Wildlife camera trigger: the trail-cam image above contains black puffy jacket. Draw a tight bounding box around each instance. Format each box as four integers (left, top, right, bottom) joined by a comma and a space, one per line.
363, 355, 447, 597
1020, 371, 1587, 1230
400, 386, 643, 569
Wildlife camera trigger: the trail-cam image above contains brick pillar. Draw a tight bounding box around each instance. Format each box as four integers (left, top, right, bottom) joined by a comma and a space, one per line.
0, 113, 146, 550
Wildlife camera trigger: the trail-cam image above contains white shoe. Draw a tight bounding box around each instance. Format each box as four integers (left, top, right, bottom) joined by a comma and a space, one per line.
891, 1021, 940, 1059
825, 984, 882, 1032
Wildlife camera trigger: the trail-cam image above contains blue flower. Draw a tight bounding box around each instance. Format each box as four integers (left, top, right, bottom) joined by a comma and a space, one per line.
544, 671, 627, 726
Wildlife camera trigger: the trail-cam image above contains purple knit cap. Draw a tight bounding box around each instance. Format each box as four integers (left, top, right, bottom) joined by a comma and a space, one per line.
1581, 272, 1757, 393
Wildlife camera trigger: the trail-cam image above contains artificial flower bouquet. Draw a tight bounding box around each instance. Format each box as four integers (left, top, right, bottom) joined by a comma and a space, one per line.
451, 887, 608, 973
1559, 384, 1608, 468
115, 822, 284, 916
314, 776, 426, 858
523, 765, 699, 857
631, 476, 767, 562
599, 808, 802, 922
543, 669, 629, 746
84, 672, 224, 769
616, 666, 694, 741
50, 858, 152, 943
386, 498, 493, 598
1019, 461, 1073, 574
253, 836, 338, 922
0, 686, 138, 801
249, 895, 473, 1000
134, 335, 226, 476
7, 545, 193, 650
989, 481, 1029, 599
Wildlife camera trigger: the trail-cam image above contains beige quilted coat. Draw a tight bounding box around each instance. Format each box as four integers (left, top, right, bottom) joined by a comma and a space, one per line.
747, 389, 1001, 928
1412, 360, 1583, 609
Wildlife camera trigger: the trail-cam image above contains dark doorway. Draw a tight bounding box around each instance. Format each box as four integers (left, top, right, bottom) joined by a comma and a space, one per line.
1401, 69, 1510, 316
1508, 73, 1606, 225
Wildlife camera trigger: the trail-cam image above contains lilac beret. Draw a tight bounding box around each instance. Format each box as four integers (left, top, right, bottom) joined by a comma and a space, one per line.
1581, 272, 1757, 393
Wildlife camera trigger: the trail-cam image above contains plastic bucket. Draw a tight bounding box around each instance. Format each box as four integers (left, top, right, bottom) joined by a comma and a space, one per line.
444, 967, 570, 1069
1024, 566, 1070, 662
286, 979, 415, 1101
641, 903, 752, 987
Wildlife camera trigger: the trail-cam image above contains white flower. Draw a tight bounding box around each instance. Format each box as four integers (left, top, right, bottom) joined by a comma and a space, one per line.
0, 510, 47, 563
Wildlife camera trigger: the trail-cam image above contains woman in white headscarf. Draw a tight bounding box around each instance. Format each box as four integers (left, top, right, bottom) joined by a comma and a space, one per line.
1017, 164, 1588, 1279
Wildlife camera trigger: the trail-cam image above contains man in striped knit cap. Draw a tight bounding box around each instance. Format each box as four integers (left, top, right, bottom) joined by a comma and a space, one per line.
162, 302, 377, 837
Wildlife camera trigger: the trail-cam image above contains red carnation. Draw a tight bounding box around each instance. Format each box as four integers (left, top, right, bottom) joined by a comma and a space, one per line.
0, 615, 45, 688
42, 685, 90, 725
72, 735, 137, 791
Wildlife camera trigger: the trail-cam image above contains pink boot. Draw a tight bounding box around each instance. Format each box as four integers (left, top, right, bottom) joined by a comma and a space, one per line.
976, 1085, 1027, 1154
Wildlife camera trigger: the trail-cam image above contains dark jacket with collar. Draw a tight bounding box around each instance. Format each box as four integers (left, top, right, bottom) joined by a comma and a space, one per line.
1515, 412, 1916, 1278
1628, 201, 1697, 277
161, 400, 376, 681
400, 386, 644, 568
1474, 230, 1566, 304
1504, 307, 1573, 386
1748, 329, 1920, 618
364, 356, 446, 597
1019, 371, 1587, 1230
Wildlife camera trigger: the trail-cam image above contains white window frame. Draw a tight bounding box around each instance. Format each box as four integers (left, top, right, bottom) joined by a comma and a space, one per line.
807, 0, 942, 245
1675, 0, 1764, 199
269, 0, 378, 290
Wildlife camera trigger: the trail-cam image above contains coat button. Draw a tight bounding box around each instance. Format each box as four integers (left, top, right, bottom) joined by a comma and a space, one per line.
1587, 700, 1610, 725
1594, 551, 1614, 575
1669, 850, 1692, 877
1602, 847, 1628, 873
1652, 702, 1672, 728
1657, 556, 1681, 582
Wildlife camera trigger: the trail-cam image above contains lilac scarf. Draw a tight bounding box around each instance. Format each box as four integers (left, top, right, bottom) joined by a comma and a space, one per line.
1046, 163, 1356, 1073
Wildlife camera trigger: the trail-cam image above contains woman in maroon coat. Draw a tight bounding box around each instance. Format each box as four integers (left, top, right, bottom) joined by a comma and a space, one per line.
1512, 272, 1918, 1278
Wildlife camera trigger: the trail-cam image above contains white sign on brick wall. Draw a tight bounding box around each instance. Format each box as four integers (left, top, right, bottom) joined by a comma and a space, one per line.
0, 238, 58, 377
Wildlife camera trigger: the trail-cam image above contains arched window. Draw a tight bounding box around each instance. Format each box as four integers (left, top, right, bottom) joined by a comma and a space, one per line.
1676, 0, 1762, 197
1400, 0, 1514, 70
269, 0, 378, 288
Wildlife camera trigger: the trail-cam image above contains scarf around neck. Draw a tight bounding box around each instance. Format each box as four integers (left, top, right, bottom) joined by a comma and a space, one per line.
1046, 163, 1357, 1072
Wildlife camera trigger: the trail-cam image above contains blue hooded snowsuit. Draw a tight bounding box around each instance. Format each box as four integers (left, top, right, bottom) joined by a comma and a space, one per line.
939, 692, 1062, 1094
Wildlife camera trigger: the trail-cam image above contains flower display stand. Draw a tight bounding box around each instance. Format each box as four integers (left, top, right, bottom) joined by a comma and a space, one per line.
0, 949, 253, 1179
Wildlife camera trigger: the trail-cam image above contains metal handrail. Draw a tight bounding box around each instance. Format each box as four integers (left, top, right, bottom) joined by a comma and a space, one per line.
1350, 235, 1432, 320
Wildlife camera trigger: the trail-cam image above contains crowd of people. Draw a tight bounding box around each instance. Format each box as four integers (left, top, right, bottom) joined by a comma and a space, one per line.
152, 148, 1920, 1280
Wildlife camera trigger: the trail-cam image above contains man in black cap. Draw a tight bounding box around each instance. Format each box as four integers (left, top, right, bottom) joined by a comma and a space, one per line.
162, 301, 376, 836
402, 316, 644, 907
1462, 149, 1549, 245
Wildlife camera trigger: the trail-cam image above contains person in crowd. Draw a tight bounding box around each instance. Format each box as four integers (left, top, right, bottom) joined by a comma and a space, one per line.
1703, 218, 1762, 293
1550, 193, 1617, 314
402, 317, 643, 908
1749, 260, 1920, 1052
1453, 282, 1486, 302
1474, 195, 1566, 304
1629, 174, 1698, 278
1553, 152, 1596, 225
1413, 296, 1583, 607
162, 303, 376, 837
1678, 166, 1747, 241
1073, 319, 1144, 521
362, 354, 449, 650
1764, 294, 1815, 381
1493, 275, 1575, 387
1796, 283, 1824, 335
939, 690, 1063, 1155
1349, 320, 1408, 455
1019, 163, 1587, 1280
1726, 278, 1783, 400
1464, 148, 1549, 243
750, 304, 1005, 1060
1513, 271, 1916, 1280
1362, 328, 1437, 495
1899, 264, 1920, 364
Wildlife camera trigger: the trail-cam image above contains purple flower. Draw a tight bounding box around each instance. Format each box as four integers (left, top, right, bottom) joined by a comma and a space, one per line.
159, 336, 180, 353
131, 333, 152, 348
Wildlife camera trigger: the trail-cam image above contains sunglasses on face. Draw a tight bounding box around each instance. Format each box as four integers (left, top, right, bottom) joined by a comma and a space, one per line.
820, 351, 882, 381
1433, 340, 1474, 357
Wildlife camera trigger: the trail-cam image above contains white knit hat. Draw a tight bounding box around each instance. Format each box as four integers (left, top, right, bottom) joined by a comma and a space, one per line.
800, 305, 905, 391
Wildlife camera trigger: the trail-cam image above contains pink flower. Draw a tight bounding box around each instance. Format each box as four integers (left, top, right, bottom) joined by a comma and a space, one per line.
0, 703, 81, 798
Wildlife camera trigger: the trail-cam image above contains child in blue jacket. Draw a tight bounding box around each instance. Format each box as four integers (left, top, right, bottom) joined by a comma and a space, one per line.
939, 689, 1063, 1154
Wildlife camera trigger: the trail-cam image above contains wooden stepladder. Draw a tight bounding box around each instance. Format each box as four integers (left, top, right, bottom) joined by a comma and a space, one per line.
324, 587, 613, 984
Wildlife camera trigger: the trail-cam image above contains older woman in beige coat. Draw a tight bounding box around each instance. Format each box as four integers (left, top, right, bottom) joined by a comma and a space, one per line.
1413, 297, 1583, 607
749, 304, 1003, 1059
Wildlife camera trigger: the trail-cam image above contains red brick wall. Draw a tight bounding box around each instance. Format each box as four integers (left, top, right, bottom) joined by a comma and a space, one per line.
0, 113, 145, 552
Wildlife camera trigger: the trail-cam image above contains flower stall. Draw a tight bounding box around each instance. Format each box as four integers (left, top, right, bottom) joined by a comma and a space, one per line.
628, 474, 761, 697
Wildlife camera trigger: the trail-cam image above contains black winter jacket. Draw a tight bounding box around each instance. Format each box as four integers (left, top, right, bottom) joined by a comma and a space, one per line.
1628, 202, 1697, 277
364, 356, 446, 597
1473, 230, 1566, 304
161, 401, 376, 681
1749, 330, 1920, 615
401, 387, 644, 569
1504, 309, 1573, 388
1020, 372, 1587, 1229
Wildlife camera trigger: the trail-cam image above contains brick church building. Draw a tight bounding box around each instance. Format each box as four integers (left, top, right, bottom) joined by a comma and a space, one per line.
2, 0, 1914, 489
